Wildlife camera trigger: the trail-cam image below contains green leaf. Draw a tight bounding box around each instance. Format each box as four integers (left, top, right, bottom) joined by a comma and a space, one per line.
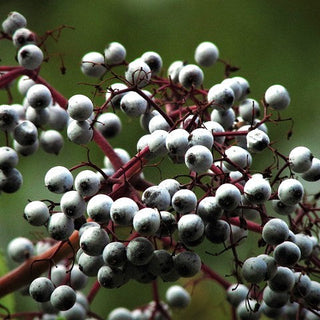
0, 249, 15, 314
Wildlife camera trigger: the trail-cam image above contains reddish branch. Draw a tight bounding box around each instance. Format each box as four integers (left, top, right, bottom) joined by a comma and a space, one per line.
227, 217, 263, 234
0, 67, 25, 88
24, 70, 68, 108
0, 231, 79, 298
201, 263, 231, 290
87, 280, 101, 304
92, 129, 124, 170
0, 311, 43, 319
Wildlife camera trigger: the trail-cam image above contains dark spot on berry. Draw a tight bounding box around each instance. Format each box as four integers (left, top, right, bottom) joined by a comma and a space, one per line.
35, 99, 45, 107
187, 153, 196, 165
17, 35, 24, 44
20, 50, 30, 59
47, 184, 57, 192
293, 189, 302, 199
143, 190, 161, 206
74, 215, 86, 230
147, 58, 160, 71
144, 191, 151, 198
80, 181, 89, 191
254, 192, 264, 201
224, 94, 234, 105
253, 140, 268, 151
169, 146, 177, 154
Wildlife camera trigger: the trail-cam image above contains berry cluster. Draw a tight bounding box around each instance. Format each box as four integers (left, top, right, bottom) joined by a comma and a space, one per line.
1, 10, 320, 320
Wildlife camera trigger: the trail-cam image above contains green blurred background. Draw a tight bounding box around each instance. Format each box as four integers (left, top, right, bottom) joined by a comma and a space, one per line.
1, 0, 320, 319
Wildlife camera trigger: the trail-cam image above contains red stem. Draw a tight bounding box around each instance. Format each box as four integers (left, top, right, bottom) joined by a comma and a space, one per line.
25, 70, 68, 108
0, 67, 25, 88
201, 263, 231, 290
92, 129, 123, 170
210, 163, 224, 175
227, 217, 263, 233
213, 130, 248, 137
0, 231, 79, 298
87, 280, 101, 304
294, 204, 308, 226
134, 87, 174, 127
111, 146, 150, 179
0, 311, 42, 319
310, 256, 320, 269
0, 66, 22, 71
231, 306, 238, 320
152, 280, 160, 304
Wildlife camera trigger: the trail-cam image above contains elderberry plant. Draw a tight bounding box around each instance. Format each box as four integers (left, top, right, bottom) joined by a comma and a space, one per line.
1, 9, 320, 320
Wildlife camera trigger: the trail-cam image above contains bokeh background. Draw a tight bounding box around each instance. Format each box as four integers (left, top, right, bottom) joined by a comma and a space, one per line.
1, 0, 320, 319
